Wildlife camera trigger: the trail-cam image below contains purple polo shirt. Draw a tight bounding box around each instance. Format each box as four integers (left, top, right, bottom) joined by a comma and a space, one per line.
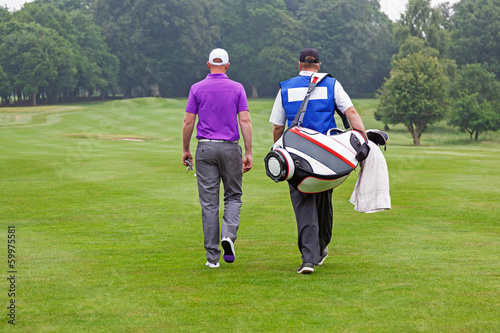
186, 73, 249, 141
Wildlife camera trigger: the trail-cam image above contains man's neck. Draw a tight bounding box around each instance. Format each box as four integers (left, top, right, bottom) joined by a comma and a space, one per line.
210, 64, 228, 74
299, 70, 317, 76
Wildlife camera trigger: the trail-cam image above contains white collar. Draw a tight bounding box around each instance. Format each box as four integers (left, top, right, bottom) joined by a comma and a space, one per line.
299, 71, 316, 76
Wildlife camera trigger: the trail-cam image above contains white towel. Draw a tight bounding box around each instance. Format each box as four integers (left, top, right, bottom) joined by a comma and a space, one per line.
349, 141, 391, 213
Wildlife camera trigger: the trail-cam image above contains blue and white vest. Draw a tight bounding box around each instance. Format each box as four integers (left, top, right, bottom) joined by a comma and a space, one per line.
280, 75, 337, 134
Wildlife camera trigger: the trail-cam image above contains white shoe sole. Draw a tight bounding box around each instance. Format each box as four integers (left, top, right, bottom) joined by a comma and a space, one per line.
206, 261, 220, 268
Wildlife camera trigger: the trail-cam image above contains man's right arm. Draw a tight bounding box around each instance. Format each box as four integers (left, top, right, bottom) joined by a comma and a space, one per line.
270, 90, 286, 142
273, 125, 285, 142
182, 112, 196, 166
238, 110, 253, 173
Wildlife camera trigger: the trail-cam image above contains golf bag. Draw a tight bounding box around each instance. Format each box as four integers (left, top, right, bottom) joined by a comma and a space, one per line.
264, 72, 387, 194
265, 126, 371, 193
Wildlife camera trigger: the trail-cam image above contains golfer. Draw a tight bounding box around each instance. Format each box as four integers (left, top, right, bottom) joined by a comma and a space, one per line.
269, 48, 367, 274
182, 48, 253, 268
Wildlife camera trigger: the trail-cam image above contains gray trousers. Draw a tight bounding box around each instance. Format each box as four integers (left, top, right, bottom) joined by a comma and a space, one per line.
196, 141, 242, 264
289, 184, 333, 265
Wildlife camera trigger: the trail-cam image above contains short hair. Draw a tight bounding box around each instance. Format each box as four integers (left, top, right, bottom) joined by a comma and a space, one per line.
304, 55, 317, 63
300, 61, 320, 70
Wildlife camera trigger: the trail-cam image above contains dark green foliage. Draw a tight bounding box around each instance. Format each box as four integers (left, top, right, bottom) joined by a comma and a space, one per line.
298, 0, 396, 95
33, 0, 92, 11
0, 65, 10, 102
394, 0, 451, 57
92, 0, 219, 97
449, 0, 500, 79
450, 63, 500, 103
0, 6, 12, 22
449, 92, 498, 142
0, 0, 499, 116
0, 21, 76, 105
216, 0, 302, 97
448, 64, 500, 141
0, 1, 117, 104
376, 52, 450, 145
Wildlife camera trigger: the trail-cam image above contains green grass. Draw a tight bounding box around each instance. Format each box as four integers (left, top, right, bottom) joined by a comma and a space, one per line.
1, 98, 499, 332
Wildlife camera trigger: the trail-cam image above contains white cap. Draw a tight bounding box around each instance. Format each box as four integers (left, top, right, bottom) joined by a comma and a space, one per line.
208, 48, 229, 66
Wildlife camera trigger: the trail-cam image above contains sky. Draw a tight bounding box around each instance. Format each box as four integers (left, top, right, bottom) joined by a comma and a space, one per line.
380, 0, 460, 21
2, 0, 460, 20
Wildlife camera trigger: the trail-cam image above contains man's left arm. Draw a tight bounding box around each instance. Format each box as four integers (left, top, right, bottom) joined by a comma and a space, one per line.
238, 110, 253, 173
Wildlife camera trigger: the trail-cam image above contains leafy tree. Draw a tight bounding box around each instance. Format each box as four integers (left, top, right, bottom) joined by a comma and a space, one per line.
216, 0, 302, 97
15, 3, 78, 102
449, 92, 499, 142
394, 0, 450, 57
33, 0, 93, 11
0, 6, 11, 22
9, 2, 117, 102
375, 52, 450, 145
393, 35, 457, 81
0, 8, 10, 102
283, 0, 301, 17
448, 64, 500, 141
93, 0, 218, 97
0, 65, 11, 103
449, 0, 500, 79
393, 36, 439, 61
0, 21, 76, 105
450, 64, 500, 104
298, 0, 395, 95
68, 10, 119, 99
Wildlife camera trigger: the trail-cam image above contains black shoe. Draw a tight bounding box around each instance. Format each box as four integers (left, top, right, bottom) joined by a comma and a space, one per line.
297, 262, 314, 274
318, 247, 329, 266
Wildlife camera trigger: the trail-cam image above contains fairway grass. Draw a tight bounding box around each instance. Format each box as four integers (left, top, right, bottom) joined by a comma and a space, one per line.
1, 98, 498, 332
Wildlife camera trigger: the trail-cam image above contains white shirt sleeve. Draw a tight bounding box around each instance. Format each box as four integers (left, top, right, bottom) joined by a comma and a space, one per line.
334, 80, 354, 113
269, 89, 286, 126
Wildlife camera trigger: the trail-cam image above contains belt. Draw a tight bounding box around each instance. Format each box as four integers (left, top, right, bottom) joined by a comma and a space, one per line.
198, 139, 238, 143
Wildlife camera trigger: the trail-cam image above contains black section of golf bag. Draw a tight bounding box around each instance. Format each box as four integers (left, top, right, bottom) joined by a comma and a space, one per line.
281, 126, 364, 192
352, 133, 370, 162
366, 130, 389, 150
286, 152, 353, 191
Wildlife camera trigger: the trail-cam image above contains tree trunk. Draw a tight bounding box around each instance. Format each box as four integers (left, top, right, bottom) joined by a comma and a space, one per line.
30, 92, 37, 106
466, 129, 474, 143
475, 131, 479, 141
250, 83, 258, 98
412, 134, 420, 145
408, 124, 420, 145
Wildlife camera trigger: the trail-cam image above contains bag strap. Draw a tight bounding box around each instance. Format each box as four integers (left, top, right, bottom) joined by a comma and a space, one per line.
291, 73, 351, 129
291, 73, 331, 127
336, 106, 351, 129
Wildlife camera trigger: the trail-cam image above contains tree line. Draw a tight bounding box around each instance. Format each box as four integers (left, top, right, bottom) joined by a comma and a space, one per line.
376, 0, 500, 144
0, 0, 118, 105
0, 0, 499, 143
